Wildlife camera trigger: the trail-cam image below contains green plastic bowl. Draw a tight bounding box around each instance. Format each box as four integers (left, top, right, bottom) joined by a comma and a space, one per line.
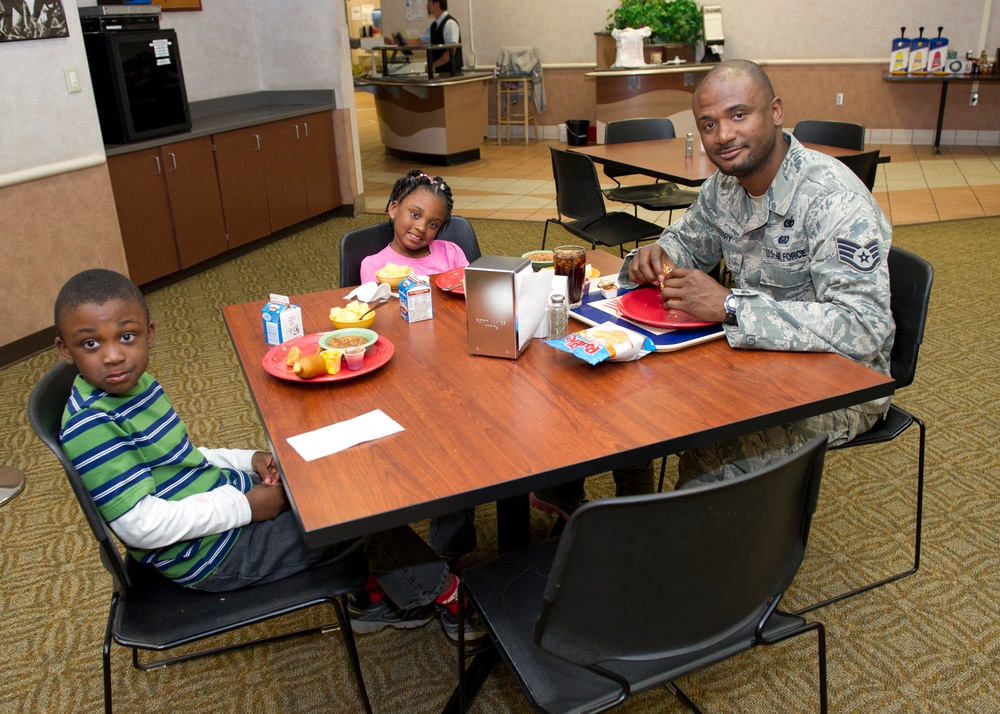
521, 250, 555, 271
319, 328, 378, 351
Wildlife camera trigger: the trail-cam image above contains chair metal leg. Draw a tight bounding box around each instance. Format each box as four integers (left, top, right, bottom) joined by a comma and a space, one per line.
542, 219, 552, 250
794, 416, 925, 616
335, 595, 374, 714
103, 595, 119, 714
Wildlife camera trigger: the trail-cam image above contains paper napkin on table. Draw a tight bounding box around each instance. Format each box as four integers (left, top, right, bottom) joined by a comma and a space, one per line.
344, 282, 392, 303
286, 409, 404, 462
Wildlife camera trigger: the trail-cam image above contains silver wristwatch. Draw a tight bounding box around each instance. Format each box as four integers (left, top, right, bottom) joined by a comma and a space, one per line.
723, 293, 738, 326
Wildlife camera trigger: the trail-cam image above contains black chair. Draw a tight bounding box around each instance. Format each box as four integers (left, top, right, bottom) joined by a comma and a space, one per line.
28, 362, 373, 714
601, 118, 700, 221
794, 246, 933, 615
338, 216, 481, 287
458, 434, 831, 714
836, 149, 881, 191
543, 147, 663, 257
792, 119, 866, 151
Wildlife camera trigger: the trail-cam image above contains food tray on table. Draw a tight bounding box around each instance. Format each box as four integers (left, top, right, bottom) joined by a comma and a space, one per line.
262, 333, 395, 382
569, 287, 725, 352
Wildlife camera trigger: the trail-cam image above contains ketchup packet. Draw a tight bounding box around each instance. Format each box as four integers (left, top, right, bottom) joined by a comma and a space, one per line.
545, 321, 655, 365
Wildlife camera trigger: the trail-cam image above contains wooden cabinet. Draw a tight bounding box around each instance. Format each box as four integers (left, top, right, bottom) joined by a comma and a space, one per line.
258, 112, 341, 230
215, 111, 341, 237
298, 112, 340, 217
107, 150, 180, 286
212, 128, 272, 248
160, 138, 229, 268
107, 136, 228, 285
109, 110, 342, 285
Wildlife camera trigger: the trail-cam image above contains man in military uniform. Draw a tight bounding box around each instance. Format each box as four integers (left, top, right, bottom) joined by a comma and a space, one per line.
622, 59, 894, 486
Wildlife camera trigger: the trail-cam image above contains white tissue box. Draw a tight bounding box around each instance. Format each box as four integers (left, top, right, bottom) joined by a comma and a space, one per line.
465, 256, 531, 359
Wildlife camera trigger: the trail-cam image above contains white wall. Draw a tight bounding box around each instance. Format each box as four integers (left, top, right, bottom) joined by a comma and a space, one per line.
379, 0, 996, 67
0, 0, 105, 177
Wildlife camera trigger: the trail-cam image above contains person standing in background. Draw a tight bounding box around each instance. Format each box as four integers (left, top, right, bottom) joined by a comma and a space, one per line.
413, 0, 463, 75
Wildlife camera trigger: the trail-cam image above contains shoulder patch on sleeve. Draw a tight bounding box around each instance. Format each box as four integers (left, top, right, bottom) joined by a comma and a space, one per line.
837, 238, 881, 273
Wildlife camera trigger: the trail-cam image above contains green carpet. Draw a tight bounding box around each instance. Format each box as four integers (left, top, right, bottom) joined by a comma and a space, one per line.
0, 214, 997, 713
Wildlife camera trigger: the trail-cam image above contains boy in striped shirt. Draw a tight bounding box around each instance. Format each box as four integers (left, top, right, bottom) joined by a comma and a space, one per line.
54, 269, 480, 641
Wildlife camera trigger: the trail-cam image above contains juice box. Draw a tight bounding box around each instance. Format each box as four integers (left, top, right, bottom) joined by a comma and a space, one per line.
261, 293, 303, 345
398, 274, 433, 322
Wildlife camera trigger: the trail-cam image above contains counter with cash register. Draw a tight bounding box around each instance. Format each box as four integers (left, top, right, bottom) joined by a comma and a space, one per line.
359, 41, 492, 166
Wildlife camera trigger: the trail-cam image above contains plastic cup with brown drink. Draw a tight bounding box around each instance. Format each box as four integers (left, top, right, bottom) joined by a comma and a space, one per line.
553, 245, 587, 308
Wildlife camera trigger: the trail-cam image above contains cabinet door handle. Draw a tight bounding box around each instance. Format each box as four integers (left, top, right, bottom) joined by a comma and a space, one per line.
302, 122, 309, 138
168, 152, 178, 171
294, 124, 301, 140
152, 155, 161, 175
254, 134, 261, 151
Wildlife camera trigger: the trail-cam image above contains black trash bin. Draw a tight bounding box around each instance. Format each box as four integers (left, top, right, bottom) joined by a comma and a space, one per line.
566, 119, 589, 146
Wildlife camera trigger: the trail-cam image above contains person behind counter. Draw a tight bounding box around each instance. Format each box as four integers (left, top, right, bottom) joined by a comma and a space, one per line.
388, 0, 463, 76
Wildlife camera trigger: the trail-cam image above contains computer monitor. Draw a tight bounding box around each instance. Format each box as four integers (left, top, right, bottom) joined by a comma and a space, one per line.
392, 32, 413, 56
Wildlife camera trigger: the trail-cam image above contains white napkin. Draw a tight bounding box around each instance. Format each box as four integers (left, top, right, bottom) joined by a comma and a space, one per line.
345, 282, 392, 303
286, 409, 404, 462
513, 266, 552, 346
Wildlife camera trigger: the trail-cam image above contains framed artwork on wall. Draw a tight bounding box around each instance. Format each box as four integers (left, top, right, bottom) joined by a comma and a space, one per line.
0, 0, 69, 42
159, 0, 203, 10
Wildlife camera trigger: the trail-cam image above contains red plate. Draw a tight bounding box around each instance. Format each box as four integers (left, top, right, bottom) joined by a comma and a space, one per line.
435, 267, 465, 295
262, 333, 394, 382
617, 287, 719, 329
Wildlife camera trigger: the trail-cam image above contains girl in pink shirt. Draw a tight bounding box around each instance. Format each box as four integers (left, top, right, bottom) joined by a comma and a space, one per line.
360, 170, 469, 283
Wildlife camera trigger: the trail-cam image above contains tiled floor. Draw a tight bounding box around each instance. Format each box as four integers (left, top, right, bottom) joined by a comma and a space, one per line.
355, 90, 1000, 227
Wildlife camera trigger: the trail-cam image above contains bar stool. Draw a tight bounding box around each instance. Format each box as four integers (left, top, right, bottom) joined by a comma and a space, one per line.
496, 75, 538, 146
0, 465, 25, 507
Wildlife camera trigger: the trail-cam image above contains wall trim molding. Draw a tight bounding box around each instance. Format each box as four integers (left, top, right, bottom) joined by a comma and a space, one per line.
0, 154, 106, 190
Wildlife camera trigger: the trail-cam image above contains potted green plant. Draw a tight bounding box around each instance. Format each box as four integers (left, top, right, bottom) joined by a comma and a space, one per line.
605, 0, 704, 46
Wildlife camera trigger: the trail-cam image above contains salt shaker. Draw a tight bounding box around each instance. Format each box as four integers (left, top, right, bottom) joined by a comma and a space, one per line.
685, 132, 695, 158
547, 294, 568, 339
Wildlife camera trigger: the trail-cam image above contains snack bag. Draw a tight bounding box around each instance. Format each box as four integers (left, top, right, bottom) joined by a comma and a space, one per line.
546, 321, 655, 365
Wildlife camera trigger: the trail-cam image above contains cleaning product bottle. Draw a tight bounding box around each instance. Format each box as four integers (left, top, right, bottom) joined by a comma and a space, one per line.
890, 27, 911, 75
928, 27, 950, 76
908, 27, 930, 75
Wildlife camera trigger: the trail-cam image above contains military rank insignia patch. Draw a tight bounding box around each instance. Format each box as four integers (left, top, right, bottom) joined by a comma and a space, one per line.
837, 238, 881, 272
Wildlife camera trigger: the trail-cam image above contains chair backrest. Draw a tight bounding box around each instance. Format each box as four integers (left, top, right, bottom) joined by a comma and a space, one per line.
836, 149, 881, 191
887, 246, 934, 389
550, 147, 607, 223
605, 117, 677, 144
792, 119, 866, 151
338, 216, 482, 287
535, 433, 829, 667
28, 362, 130, 593
603, 118, 677, 182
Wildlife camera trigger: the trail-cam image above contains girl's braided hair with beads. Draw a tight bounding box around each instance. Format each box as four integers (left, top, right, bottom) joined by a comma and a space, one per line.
385, 169, 453, 228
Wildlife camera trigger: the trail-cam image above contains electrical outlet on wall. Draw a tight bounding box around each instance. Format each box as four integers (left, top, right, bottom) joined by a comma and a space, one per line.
835, 93, 844, 106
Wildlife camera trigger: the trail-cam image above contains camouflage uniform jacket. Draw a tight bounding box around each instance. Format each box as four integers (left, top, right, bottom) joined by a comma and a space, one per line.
622, 132, 894, 416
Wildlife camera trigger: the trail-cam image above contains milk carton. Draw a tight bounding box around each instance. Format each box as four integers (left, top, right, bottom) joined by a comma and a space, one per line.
398, 274, 433, 323
261, 294, 304, 346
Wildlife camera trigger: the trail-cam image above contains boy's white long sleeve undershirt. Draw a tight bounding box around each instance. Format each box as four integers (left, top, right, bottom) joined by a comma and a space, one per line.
109, 448, 256, 550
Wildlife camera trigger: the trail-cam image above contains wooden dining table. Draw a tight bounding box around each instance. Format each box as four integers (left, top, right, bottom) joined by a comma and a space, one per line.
222, 250, 894, 553
569, 138, 868, 187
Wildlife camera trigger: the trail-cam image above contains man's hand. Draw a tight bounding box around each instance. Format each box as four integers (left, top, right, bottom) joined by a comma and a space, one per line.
251, 451, 281, 486
245, 484, 288, 521
628, 244, 676, 286
660, 268, 730, 322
